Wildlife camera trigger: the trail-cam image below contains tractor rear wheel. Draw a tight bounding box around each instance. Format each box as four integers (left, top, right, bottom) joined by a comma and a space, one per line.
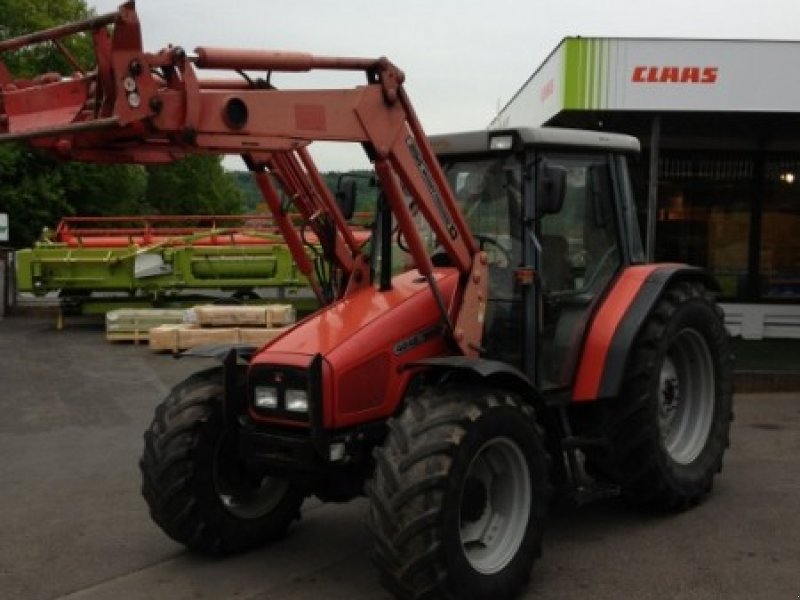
585, 280, 733, 510
140, 367, 304, 554
367, 385, 550, 600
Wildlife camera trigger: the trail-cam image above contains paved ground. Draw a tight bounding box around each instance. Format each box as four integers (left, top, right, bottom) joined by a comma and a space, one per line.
1, 315, 798, 600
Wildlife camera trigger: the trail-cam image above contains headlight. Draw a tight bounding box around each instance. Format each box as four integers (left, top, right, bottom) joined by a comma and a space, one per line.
254, 386, 279, 409
489, 133, 514, 151
249, 366, 311, 422
285, 389, 309, 412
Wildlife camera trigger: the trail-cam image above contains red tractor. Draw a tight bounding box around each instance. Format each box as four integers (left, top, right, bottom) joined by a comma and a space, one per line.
0, 5, 732, 599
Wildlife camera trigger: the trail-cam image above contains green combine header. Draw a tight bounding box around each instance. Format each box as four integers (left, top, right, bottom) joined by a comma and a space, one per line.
16, 214, 369, 315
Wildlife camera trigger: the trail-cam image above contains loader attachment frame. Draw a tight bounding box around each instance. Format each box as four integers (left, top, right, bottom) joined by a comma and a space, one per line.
0, 1, 487, 355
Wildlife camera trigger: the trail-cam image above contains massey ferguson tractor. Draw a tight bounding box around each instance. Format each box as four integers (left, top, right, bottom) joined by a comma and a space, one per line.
0, 4, 732, 599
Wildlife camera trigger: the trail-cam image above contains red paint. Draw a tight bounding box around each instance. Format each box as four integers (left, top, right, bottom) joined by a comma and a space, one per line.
294, 104, 326, 131
632, 65, 718, 84
572, 265, 660, 402
540, 78, 555, 102
1, 3, 490, 432
49, 214, 371, 248
250, 269, 460, 429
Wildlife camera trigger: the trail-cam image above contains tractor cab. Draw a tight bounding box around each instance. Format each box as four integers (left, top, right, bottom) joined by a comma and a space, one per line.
430, 128, 644, 390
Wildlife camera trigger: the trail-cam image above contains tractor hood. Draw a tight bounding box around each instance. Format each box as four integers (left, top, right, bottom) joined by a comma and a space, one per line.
249, 268, 460, 429
252, 268, 459, 367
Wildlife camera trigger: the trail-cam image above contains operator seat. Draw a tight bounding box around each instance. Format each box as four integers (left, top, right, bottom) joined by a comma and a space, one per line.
540, 234, 572, 292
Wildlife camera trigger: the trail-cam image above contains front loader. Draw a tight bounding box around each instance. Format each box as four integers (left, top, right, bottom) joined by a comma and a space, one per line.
0, 5, 732, 599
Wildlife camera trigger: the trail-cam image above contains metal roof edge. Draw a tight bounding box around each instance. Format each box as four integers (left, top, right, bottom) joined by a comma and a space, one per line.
489, 36, 800, 128
488, 36, 570, 129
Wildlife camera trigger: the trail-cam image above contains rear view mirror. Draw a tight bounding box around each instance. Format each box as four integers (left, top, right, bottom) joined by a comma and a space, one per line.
335, 179, 357, 220
536, 161, 567, 217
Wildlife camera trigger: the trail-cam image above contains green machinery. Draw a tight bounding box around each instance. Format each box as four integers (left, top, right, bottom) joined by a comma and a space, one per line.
15, 214, 364, 315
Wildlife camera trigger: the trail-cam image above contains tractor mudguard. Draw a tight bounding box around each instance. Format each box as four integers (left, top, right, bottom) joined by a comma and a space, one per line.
180, 344, 256, 428
572, 264, 719, 402
181, 344, 258, 364
410, 356, 538, 401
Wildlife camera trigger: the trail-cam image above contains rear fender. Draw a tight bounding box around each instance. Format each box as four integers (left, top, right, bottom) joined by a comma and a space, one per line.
572, 264, 719, 402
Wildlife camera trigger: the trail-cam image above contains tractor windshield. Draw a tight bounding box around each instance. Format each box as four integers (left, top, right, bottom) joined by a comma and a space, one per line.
442, 155, 523, 270
441, 154, 525, 364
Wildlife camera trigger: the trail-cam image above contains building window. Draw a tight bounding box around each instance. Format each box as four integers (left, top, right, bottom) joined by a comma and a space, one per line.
655, 153, 754, 301
762, 158, 800, 300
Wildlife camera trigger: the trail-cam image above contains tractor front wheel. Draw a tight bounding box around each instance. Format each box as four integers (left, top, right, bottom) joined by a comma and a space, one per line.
367, 385, 550, 600
140, 367, 304, 554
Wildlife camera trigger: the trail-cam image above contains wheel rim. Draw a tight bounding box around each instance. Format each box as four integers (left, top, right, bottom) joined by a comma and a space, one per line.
658, 328, 716, 465
458, 437, 531, 575
213, 435, 289, 519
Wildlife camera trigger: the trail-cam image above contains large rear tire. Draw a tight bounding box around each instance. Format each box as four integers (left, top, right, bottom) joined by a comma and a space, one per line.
367, 385, 550, 600
140, 367, 304, 554
584, 280, 733, 510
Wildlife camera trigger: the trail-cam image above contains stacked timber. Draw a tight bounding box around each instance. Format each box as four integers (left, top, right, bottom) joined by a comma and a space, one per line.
106, 308, 187, 343
190, 304, 295, 328
148, 304, 296, 353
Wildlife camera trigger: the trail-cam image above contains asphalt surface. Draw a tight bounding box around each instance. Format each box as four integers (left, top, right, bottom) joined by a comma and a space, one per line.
1, 315, 798, 600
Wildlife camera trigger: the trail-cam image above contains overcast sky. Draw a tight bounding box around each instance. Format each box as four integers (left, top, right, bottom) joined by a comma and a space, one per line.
89, 0, 800, 171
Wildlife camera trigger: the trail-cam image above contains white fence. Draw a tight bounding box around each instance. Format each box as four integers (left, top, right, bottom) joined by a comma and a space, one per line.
720, 303, 800, 340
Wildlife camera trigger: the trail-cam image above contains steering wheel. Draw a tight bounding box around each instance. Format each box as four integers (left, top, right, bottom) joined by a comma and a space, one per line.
475, 234, 512, 267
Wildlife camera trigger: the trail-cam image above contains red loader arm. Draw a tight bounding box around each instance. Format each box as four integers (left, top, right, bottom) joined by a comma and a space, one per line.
0, 2, 487, 356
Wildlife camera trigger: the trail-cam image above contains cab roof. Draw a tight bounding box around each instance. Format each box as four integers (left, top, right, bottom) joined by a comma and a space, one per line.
429, 127, 640, 155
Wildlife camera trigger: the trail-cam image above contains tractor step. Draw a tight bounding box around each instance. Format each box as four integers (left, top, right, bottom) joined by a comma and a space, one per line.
568, 482, 621, 506
561, 435, 610, 450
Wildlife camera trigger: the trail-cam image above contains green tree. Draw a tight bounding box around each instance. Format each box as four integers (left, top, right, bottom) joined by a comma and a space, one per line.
0, 0, 147, 247
225, 168, 380, 217
0, 144, 70, 246
322, 170, 378, 214
146, 155, 243, 215
0, 1, 244, 247
229, 171, 264, 213
0, 0, 95, 78
60, 162, 149, 216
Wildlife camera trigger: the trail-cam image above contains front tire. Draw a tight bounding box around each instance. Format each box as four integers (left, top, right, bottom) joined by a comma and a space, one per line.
367, 385, 550, 600
584, 280, 733, 510
140, 367, 304, 554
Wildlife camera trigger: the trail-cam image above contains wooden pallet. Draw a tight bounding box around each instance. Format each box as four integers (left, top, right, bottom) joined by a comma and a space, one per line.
106, 304, 296, 343
189, 304, 295, 327
105, 308, 187, 343
148, 323, 289, 353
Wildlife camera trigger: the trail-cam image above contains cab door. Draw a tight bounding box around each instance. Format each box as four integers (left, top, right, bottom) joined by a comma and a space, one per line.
440, 154, 526, 367
533, 153, 623, 390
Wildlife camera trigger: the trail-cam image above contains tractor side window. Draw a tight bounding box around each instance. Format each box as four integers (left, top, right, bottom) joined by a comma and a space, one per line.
539, 158, 619, 295
537, 154, 621, 389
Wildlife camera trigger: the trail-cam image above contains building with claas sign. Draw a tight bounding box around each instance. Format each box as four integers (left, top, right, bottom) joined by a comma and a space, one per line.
491, 37, 800, 339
